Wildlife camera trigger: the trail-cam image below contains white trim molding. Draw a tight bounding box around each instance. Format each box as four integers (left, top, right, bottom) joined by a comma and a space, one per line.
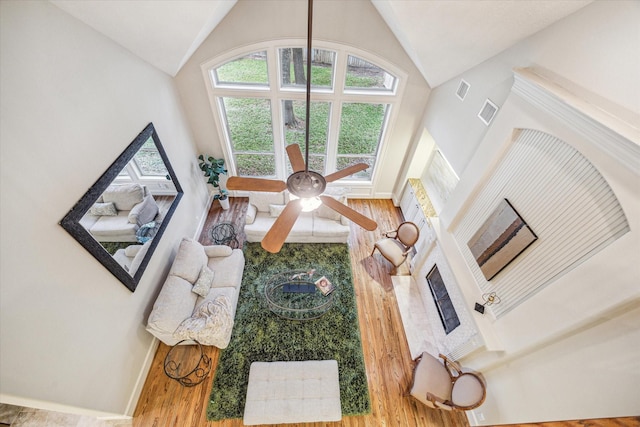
512, 67, 640, 174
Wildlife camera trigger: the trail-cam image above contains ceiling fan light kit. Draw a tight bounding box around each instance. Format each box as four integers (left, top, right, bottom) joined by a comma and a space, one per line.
225, 0, 378, 253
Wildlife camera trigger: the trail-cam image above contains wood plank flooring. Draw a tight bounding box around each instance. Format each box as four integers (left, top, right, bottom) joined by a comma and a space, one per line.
133, 197, 639, 427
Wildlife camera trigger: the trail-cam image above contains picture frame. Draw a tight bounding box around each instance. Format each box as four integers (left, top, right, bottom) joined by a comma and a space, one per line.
467, 199, 537, 280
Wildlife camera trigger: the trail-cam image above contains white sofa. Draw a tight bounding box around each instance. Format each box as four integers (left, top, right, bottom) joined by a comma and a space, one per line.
146, 237, 245, 348
113, 240, 153, 276
80, 183, 159, 242
244, 189, 351, 243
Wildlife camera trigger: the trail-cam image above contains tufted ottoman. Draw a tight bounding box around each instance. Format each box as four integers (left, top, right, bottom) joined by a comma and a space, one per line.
243, 360, 342, 425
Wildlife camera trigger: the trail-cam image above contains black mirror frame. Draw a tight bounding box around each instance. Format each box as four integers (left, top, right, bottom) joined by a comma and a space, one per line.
59, 123, 183, 292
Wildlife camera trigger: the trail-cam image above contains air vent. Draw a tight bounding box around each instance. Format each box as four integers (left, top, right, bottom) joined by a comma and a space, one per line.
456, 79, 470, 101
478, 99, 499, 125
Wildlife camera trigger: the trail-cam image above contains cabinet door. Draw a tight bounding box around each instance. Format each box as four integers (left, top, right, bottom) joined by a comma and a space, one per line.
400, 184, 418, 221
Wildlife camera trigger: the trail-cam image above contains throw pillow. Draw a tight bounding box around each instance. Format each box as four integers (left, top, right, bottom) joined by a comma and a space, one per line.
315, 195, 345, 221
249, 191, 286, 212
172, 296, 234, 348
168, 238, 208, 284
192, 266, 215, 297
89, 202, 117, 216
128, 195, 159, 225
269, 204, 286, 217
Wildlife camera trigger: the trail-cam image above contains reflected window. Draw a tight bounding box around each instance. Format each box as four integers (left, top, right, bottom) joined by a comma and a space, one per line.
133, 137, 170, 177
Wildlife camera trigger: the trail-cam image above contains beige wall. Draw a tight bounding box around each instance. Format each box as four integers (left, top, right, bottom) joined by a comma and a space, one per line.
174, 0, 430, 198
0, 0, 208, 416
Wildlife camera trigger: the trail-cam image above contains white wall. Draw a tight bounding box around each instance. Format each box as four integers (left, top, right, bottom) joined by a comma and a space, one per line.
421, 0, 639, 177
0, 1, 208, 416
174, 0, 430, 199
420, 1, 640, 424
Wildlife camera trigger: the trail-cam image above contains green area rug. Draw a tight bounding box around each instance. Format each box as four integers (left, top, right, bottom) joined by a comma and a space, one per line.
207, 242, 371, 421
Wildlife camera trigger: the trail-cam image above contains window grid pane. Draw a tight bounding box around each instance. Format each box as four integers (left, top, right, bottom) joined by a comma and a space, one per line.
345, 55, 396, 92
222, 97, 275, 177
214, 52, 269, 86
132, 137, 169, 177
279, 48, 334, 90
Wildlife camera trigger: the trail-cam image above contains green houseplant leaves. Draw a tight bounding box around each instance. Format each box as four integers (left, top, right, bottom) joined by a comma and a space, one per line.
198, 155, 228, 200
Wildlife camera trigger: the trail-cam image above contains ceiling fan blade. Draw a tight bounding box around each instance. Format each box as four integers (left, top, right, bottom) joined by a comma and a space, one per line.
324, 163, 369, 183
226, 176, 287, 192
286, 144, 306, 172
319, 195, 377, 231
261, 199, 303, 253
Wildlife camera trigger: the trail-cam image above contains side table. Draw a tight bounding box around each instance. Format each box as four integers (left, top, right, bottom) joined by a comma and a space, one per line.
210, 222, 239, 248
163, 340, 211, 387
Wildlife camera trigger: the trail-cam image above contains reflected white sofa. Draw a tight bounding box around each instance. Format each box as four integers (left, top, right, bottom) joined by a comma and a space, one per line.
146, 238, 245, 348
112, 240, 152, 276
244, 189, 351, 243
80, 183, 159, 242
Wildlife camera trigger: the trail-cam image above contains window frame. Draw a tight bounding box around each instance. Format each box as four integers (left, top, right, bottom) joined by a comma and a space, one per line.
201, 40, 407, 192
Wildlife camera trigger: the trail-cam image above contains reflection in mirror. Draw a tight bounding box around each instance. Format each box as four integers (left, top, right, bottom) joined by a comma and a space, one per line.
60, 123, 183, 291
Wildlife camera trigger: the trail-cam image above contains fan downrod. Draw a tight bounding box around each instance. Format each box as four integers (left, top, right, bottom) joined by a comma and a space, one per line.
286, 170, 326, 198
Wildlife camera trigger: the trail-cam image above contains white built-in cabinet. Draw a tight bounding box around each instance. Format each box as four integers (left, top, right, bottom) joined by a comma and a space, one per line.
399, 179, 436, 271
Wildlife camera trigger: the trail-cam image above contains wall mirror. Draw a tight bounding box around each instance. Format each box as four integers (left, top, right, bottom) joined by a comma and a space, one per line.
60, 123, 183, 291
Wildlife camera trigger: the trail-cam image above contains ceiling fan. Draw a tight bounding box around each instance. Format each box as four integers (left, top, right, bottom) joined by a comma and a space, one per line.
226, 0, 378, 253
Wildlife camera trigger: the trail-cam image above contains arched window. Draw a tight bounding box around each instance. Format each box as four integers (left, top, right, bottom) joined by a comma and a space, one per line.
202, 42, 405, 186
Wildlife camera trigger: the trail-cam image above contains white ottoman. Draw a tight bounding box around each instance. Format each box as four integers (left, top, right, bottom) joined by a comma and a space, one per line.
243, 360, 342, 425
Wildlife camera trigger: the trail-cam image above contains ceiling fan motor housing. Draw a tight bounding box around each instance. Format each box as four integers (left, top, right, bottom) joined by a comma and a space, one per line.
287, 170, 326, 198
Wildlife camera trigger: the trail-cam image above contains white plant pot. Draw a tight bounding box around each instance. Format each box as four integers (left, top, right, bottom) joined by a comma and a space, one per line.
219, 197, 230, 210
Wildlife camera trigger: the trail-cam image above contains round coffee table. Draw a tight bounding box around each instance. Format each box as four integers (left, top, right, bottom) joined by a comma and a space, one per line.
264, 270, 336, 321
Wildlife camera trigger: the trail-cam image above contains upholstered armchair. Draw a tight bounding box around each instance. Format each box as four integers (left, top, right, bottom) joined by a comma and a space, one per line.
370, 221, 419, 274
408, 352, 486, 411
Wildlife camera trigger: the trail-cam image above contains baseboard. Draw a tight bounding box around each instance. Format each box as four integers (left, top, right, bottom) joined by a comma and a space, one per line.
194, 193, 215, 240
124, 337, 160, 417
0, 394, 130, 421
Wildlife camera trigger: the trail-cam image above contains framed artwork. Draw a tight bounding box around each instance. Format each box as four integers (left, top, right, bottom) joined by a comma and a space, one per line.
468, 199, 537, 280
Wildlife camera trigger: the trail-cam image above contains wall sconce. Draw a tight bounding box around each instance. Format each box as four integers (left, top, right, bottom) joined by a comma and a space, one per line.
474, 292, 501, 314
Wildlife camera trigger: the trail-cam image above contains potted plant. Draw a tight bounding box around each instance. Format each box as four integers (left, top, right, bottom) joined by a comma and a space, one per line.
198, 154, 229, 210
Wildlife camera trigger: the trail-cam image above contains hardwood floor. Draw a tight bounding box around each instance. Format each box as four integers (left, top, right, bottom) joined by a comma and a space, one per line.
133, 197, 639, 427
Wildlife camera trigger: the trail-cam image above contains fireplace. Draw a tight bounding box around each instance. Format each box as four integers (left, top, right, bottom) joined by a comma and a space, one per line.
427, 265, 460, 334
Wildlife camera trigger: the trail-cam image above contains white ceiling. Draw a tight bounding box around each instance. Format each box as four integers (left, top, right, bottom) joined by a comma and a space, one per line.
50, 0, 592, 87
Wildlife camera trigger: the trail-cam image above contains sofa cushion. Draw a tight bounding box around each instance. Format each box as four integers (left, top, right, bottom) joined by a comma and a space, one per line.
173, 296, 234, 348
90, 212, 138, 237
147, 275, 198, 336
102, 184, 144, 211
313, 216, 351, 238
207, 249, 245, 288
204, 245, 233, 258
128, 195, 159, 225
193, 266, 214, 297
169, 238, 207, 284
89, 202, 117, 216
269, 204, 286, 217
249, 191, 287, 212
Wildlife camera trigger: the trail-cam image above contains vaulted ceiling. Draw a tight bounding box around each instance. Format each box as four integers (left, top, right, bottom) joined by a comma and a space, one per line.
50, 0, 592, 88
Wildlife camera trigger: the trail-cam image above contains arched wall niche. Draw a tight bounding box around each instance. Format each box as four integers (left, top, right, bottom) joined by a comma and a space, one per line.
452, 128, 630, 317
